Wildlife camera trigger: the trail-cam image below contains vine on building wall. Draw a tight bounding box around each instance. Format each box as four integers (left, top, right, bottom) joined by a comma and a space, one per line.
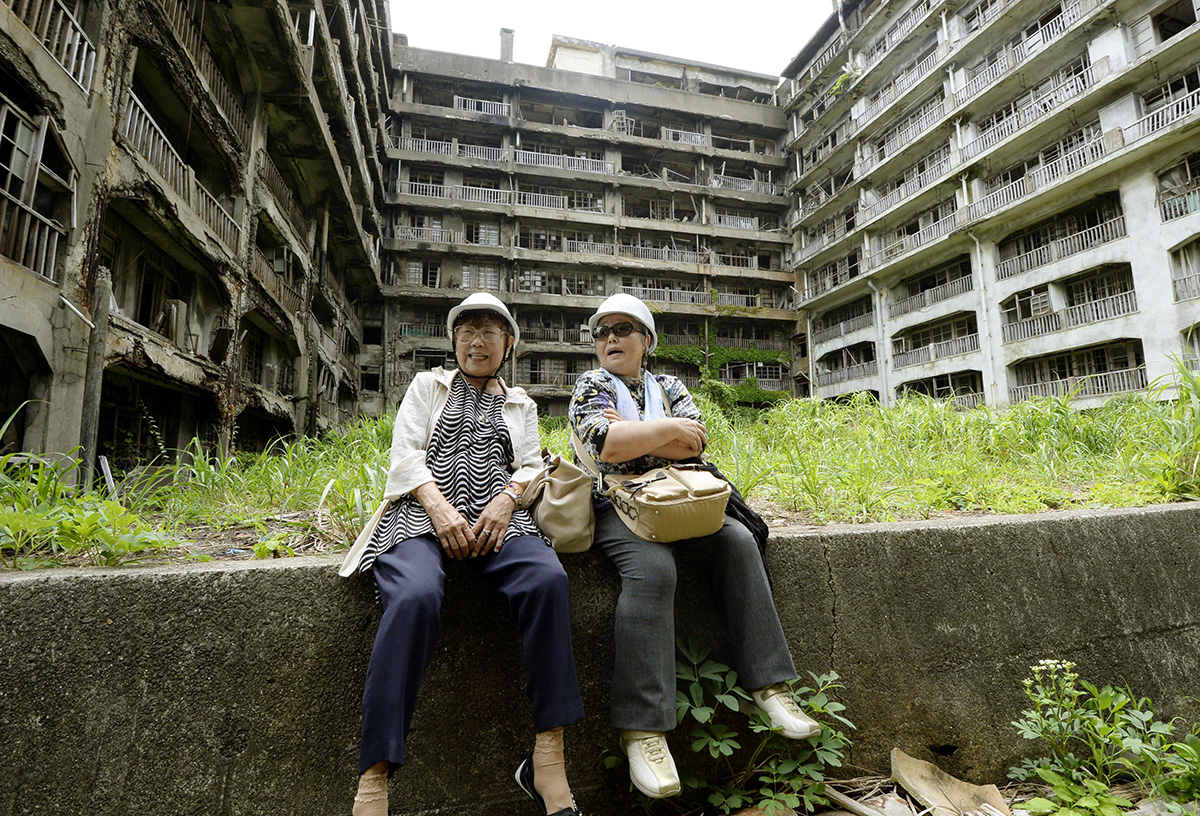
654, 333, 790, 407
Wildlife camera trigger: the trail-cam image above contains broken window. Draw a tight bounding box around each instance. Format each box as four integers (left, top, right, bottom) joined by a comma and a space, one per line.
0, 88, 76, 282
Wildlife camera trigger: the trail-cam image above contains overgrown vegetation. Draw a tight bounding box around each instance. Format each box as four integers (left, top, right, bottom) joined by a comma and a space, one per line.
1009, 660, 1200, 816
609, 638, 852, 814
3, 361, 1200, 567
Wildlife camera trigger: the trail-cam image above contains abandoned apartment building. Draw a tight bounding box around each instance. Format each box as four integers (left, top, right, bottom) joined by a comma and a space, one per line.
785, 0, 1200, 407
1, 0, 795, 465
5, 0, 1199, 467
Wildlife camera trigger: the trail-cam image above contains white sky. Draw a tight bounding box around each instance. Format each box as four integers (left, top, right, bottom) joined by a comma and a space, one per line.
388, 0, 832, 80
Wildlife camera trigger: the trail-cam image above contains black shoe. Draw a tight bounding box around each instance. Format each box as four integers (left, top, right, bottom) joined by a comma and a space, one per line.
515, 753, 582, 816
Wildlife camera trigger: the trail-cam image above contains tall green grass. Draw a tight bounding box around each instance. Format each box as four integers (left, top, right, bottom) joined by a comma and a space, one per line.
3, 360, 1199, 568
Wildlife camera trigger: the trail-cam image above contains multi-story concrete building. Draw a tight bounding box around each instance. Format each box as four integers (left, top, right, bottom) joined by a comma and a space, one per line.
1, 4, 797, 464
1, 0, 388, 464
375, 35, 794, 414
784, 0, 1200, 407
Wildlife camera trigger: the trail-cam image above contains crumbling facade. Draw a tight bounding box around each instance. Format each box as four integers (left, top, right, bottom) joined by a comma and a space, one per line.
1, 0, 388, 463
784, 0, 1200, 406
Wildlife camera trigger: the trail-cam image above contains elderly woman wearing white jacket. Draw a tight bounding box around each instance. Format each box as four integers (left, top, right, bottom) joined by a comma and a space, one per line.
341, 293, 584, 816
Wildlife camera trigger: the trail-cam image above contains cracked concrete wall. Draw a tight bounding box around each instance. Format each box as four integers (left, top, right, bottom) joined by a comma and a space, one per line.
2, 503, 1199, 815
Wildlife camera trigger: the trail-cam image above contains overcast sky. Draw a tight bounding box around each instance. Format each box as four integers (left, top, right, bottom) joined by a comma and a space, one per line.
387, 0, 831, 79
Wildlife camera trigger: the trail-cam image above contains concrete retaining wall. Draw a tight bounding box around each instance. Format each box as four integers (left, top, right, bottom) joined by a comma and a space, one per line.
3, 503, 1199, 815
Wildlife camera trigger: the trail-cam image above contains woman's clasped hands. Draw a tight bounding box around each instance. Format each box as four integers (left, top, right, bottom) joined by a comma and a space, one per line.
414, 483, 514, 559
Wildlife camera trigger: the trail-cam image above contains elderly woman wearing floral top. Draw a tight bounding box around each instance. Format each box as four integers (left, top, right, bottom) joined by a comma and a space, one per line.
341, 292, 584, 816
568, 293, 819, 801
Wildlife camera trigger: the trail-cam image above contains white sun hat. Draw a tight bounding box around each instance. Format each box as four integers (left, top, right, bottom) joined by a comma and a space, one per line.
587, 293, 658, 354
445, 292, 520, 346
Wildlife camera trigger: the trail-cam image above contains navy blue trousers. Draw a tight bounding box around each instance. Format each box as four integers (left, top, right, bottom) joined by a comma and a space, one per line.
358, 533, 584, 774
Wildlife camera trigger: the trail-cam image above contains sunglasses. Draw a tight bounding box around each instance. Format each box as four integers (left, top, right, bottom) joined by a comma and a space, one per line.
591, 322, 642, 341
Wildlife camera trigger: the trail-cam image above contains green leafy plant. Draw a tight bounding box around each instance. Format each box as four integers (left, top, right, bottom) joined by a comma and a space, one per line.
1015, 768, 1133, 816
1009, 661, 1200, 815
664, 638, 853, 814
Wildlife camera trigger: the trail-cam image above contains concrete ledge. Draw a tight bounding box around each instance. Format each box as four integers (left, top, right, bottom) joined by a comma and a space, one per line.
3, 503, 1200, 815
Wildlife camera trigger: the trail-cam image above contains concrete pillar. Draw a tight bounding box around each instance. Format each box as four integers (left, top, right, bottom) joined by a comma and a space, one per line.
500, 28, 513, 62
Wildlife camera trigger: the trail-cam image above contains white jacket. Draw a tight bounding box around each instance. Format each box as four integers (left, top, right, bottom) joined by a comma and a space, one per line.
338, 367, 543, 576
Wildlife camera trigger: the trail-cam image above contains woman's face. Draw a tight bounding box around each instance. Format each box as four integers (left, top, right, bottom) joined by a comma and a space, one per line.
594, 313, 647, 378
453, 314, 512, 379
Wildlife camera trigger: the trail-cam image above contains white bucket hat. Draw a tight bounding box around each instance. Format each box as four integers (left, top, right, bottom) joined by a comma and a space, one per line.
445, 292, 520, 346
588, 293, 657, 354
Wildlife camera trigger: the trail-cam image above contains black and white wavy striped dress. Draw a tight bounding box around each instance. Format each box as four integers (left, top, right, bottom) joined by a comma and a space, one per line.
358, 375, 545, 576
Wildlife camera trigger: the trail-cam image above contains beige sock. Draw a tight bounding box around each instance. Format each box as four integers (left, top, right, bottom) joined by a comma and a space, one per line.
352, 770, 388, 816
533, 728, 574, 812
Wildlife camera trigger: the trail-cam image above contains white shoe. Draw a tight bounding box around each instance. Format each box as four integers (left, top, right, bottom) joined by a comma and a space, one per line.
620, 730, 681, 799
752, 684, 821, 739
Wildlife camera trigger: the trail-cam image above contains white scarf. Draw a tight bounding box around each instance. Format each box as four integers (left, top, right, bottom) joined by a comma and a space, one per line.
604, 369, 666, 421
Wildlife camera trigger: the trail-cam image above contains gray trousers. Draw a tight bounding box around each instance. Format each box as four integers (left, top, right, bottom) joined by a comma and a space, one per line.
594, 504, 797, 732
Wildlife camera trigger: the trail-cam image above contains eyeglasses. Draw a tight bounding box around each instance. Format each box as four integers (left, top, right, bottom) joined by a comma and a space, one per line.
591, 322, 641, 341
454, 326, 507, 344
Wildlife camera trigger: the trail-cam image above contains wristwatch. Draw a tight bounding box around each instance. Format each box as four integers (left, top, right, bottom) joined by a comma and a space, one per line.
501, 483, 522, 505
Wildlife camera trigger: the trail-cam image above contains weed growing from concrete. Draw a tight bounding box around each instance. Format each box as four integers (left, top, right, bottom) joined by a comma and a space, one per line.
1009, 660, 1200, 815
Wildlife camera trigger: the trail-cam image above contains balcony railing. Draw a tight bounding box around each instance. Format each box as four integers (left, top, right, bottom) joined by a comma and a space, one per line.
711, 174, 781, 195
160, 0, 249, 146
618, 284, 670, 302
661, 127, 707, 146
1010, 366, 1147, 402
1174, 273, 1200, 301
250, 246, 302, 313
454, 96, 510, 117
3, 0, 95, 91
398, 180, 452, 199
1029, 137, 1106, 189
876, 210, 957, 266
715, 292, 760, 307
713, 253, 758, 269
894, 333, 980, 368
1064, 290, 1137, 326
514, 149, 613, 174
956, 55, 1010, 106
811, 312, 874, 345
1126, 89, 1200, 144
122, 93, 189, 198
716, 213, 760, 230
715, 337, 789, 351
459, 143, 507, 162
514, 190, 567, 209
461, 185, 512, 204
1002, 312, 1061, 343
193, 182, 240, 251
1013, 1, 1082, 61
996, 214, 1125, 279
817, 360, 878, 386
122, 93, 241, 252
669, 289, 710, 304
1160, 186, 1200, 221
618, 244, 705, 264
259, 152, 308, 240
520, 326, 591, 344
951, 392, 984, 409
395, 322, 445, 338
0, 189, 64, 282
564, 239, 616, 256
397, 136, 453, 155
863, 103, 944, 172
968, 177, 1026, 220
889, 274, 973, 317
394, 225, 461, 243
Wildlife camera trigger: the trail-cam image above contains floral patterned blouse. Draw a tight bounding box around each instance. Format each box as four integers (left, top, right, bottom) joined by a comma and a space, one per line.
568, 368, 703, 503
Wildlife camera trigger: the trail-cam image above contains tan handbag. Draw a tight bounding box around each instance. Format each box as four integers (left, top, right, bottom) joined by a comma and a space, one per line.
603, 465, 730, 542
572, 415, 731, 544
520, 451, 595, 553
